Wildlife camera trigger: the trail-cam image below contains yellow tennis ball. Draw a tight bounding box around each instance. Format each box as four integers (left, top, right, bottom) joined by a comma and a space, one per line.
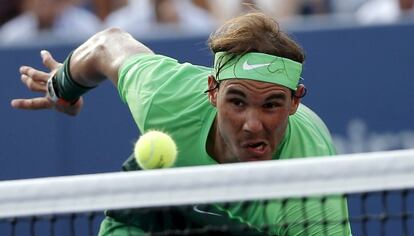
134, 130, 177, 170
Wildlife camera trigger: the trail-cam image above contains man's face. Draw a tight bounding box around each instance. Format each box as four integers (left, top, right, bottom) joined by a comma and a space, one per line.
208, 77, 300, 163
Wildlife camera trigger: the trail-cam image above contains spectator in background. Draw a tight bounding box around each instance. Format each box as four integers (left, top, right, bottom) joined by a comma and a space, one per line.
86, 0, 129, 21
0, 0, 101, 45
85, 0, 216, 38
329, 0, 368, 14
300, 0, 331, 15
356, 0, 414, 24
151, 0, 216, 33
0, 0, 23, 26
209, 0, 300, 24
400, 0, 414, 10
209, 0, 331, 25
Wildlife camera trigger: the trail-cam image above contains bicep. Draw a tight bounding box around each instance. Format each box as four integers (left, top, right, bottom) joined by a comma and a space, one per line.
70, 28, 154, 87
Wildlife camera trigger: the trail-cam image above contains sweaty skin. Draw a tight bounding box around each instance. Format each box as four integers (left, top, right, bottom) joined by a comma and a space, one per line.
208, 78, 300, 163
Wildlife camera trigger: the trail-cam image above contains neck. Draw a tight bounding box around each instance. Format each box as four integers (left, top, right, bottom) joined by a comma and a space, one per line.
206, 118, 218, 162
206, 118, 234, 163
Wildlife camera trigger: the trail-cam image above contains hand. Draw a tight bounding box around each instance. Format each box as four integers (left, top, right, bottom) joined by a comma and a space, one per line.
11, 50, 83, 116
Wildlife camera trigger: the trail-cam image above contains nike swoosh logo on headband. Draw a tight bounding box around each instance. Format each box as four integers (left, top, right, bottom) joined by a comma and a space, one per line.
242, 61, 271, 70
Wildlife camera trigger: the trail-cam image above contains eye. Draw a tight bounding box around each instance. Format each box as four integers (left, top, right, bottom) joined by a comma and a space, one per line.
263, 102, 280, 109
229, 98, 245, 107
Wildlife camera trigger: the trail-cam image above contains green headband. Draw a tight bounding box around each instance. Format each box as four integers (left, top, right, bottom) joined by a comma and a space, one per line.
214, 52, 302, 90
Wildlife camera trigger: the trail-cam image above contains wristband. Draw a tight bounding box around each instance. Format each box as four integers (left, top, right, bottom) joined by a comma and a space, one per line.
46, 52, 95, 105
46, 75, 77, 106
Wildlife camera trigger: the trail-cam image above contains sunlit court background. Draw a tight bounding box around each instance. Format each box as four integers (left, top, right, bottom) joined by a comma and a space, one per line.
0, 0, 413, 235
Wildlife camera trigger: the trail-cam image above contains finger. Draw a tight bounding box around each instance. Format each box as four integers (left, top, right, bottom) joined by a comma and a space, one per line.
41, 50, 61, 70
21, 74, 47, 93
11, 98, 53, 110
20, 66, 50, 83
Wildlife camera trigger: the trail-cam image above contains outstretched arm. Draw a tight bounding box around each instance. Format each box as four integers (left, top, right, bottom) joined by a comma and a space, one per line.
11, 28, 153, 116
69, 27, 153, 87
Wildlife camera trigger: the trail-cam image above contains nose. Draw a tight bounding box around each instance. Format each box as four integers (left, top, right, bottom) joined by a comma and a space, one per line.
242, 110, 264, 134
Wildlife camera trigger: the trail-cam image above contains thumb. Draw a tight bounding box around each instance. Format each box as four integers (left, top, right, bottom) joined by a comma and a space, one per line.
40, 50, 60, 70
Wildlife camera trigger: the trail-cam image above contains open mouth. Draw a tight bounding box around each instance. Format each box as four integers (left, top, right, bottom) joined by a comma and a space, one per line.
247, 142, 266, 150
245, 141, 268, 155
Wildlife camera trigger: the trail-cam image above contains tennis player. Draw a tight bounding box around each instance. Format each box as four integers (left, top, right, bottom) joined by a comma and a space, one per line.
12, 12, 351, 235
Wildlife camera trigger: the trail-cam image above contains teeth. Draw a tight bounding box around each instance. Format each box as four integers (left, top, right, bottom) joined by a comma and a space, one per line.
249, 143, 263, 149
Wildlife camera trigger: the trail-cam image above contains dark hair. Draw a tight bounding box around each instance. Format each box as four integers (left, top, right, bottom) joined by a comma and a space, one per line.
208, 12, 305, 63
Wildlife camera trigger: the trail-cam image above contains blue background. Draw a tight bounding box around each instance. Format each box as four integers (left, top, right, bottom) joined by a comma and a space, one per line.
1, 22, 414, 235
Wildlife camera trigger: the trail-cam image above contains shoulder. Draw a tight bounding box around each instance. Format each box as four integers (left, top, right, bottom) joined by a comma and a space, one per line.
118, 53, 211, 88
293, 104, 331, 134
118, 53, 211, 102
120, 53, 209, 72
119, 54, 214, 145
279, 104, 336, 158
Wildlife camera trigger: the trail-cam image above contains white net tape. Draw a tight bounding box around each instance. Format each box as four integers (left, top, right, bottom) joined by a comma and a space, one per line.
1, 149, 414, 218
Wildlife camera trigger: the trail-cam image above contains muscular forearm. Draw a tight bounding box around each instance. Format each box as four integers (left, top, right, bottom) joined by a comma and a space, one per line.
69, 28, 154, 88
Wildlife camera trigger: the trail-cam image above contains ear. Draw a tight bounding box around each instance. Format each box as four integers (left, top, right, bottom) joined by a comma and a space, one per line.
289, 84, 306, 115
207, 75, 219, 107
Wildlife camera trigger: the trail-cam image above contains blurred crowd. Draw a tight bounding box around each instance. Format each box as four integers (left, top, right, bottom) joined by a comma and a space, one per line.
0, 0, 413, 45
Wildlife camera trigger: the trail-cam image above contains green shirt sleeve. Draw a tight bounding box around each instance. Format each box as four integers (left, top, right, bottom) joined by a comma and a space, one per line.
117, 53, 217, 167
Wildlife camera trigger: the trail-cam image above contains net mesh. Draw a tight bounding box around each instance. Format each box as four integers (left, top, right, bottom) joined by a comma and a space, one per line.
1, 149, 414, 236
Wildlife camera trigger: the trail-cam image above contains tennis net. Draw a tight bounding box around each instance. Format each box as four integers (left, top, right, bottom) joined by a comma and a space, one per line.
1, 149, 414, 235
